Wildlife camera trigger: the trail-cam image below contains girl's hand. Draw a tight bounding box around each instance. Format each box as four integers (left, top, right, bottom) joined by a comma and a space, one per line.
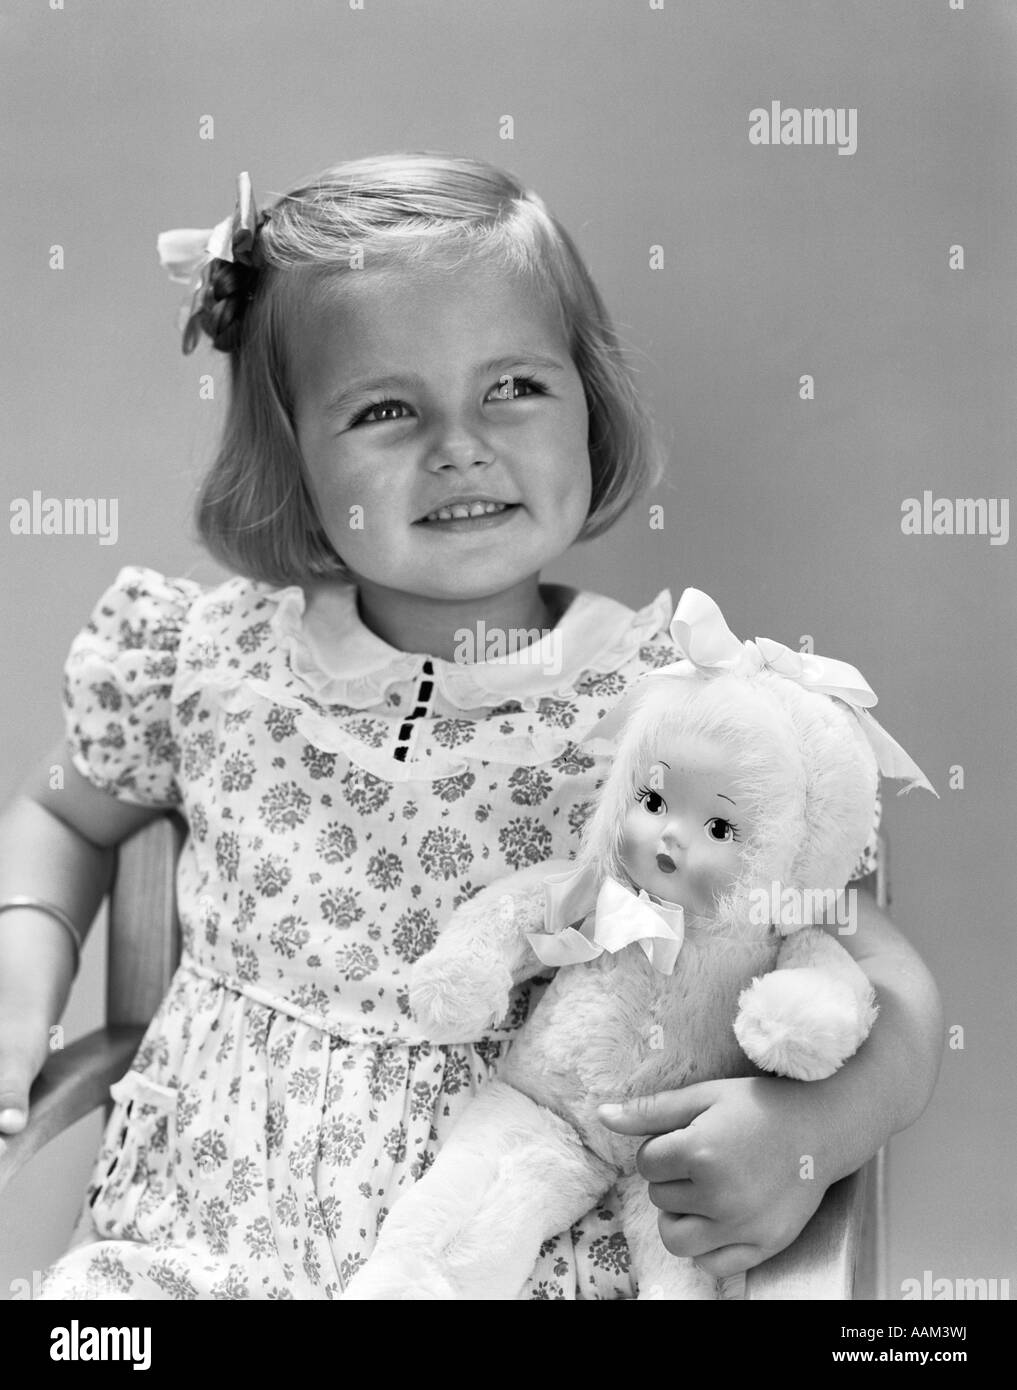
0, 1003, 52, 1135
598, 1074, 853, 1279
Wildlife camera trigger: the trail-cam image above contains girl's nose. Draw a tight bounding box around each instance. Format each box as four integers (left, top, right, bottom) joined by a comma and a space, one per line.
425, 414, 495, 473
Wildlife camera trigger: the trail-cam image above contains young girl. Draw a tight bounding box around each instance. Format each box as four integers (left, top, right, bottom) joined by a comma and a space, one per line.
0, 152, 942, 1300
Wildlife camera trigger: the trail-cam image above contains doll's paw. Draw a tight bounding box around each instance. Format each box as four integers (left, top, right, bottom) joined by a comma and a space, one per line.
342, 1248, 459, 1301
409, 952, 513, 1043
734, 968, 877, 1081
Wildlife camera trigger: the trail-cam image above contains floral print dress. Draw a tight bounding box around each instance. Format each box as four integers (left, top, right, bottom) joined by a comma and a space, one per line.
39, 567, 879, 1301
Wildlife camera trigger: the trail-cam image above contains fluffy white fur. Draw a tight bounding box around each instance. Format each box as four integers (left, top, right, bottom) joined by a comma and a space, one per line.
342, 671, 880, 1302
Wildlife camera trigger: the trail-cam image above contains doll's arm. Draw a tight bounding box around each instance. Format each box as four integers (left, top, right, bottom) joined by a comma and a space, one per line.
734, 925, 878, 1081
409, 860, 570, 1042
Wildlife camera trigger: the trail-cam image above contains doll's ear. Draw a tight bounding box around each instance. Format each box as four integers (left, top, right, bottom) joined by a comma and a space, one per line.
780, 688, 880, 891
765, 880, 846, 937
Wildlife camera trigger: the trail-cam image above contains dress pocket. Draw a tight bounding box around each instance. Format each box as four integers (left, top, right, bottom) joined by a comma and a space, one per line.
87, 1070, 179, 1243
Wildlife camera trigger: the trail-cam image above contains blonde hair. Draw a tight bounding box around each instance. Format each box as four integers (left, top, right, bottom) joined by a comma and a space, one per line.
191, 152, 666, 585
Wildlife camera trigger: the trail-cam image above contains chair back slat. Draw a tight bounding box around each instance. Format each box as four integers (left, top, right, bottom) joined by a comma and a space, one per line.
854, 830, 889, 1300
107, 814, 186, 1027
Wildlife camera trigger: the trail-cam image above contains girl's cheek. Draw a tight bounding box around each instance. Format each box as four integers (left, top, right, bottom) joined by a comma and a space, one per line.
553, 449, 593, 508
315, 466, 378, 529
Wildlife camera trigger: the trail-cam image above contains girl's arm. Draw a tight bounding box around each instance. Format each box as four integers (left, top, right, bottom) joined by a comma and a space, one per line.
0, 741, 163, 1133
819, 888, 944, 1136
598, 889, 943, 1277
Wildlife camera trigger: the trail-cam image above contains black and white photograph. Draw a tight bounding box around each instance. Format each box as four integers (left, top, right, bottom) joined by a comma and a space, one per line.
0, 0, 1012, 1350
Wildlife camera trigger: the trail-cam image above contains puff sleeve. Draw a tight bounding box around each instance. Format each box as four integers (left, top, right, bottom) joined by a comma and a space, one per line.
62, 566, 204, 807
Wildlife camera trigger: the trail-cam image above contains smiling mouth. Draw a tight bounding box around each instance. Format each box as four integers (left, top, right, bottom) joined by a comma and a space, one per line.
656, 853, 677, 874
417, 501, 517, 524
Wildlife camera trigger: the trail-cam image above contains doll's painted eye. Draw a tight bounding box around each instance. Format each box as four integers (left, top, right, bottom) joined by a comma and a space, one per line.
636, 786, 667, 815
705, 817, 740, 843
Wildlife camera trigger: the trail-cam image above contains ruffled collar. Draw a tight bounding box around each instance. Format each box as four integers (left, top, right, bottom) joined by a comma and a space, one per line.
264, 580, 674, 711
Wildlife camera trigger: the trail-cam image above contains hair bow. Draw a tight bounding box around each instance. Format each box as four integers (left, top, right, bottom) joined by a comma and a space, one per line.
156, 172, 262, 353
588, 587, 937, 796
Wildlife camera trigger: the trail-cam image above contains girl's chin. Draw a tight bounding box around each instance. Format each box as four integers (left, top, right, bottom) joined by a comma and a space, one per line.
404, 559, 545, 597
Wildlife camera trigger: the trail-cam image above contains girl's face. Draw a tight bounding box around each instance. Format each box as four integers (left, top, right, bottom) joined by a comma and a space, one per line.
619, 736, 751, 917
290, 259, 593, 605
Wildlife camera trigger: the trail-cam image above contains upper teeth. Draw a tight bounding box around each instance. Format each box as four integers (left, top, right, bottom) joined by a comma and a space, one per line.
423, 501, 509, 522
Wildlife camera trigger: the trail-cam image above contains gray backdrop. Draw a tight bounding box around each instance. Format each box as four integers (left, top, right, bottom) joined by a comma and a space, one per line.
1, 0, 1014, 1299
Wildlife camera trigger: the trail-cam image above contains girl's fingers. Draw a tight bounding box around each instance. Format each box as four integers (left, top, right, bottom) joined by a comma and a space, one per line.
596, 1083, 714, 1137
633, 1128, 707, 1184
646, 1178, 701, 1213
0, 1063, 31, 1133
0, 1022, 46, 1133
694, 1244, 766, 1280
655, 1212, 719, 1260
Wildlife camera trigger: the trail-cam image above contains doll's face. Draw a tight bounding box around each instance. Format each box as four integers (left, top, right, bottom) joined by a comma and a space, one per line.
618, 735, 751, 916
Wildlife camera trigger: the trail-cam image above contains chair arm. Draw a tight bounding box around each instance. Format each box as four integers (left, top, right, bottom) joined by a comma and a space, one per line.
0, 1024, 145, 1196
744, 1164, 869, 1299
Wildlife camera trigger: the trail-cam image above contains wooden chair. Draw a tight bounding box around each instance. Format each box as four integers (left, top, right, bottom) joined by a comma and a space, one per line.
0, 817, 889, 1299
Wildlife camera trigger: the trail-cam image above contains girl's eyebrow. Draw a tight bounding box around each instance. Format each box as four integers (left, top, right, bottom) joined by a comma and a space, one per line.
323, 353, 568, 416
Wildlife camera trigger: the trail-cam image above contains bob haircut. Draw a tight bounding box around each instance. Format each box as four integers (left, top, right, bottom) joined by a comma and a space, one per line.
578, 670, 878, 924
193, 151, 667, 586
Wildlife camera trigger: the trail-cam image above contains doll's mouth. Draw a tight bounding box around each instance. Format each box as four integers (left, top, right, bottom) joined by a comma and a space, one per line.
655, 853, 677, 874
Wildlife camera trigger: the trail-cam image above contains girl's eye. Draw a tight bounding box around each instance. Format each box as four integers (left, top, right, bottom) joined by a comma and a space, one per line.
350, 398, 408, 426
349, 375, 546, 427
489, 373, 545, 402
636, 786, 666, 815
705, 818, 740, 843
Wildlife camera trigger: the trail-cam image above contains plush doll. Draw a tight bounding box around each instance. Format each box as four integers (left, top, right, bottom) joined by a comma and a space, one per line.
343, 589, 935, 1301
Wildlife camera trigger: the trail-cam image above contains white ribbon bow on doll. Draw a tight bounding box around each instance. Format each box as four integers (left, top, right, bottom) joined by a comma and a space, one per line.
590, 588, 937, 797
527, 860, 685, 975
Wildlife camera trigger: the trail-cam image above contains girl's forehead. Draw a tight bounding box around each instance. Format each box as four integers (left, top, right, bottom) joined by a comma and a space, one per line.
302, 258, 566, 345
289, 261, 574, 407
